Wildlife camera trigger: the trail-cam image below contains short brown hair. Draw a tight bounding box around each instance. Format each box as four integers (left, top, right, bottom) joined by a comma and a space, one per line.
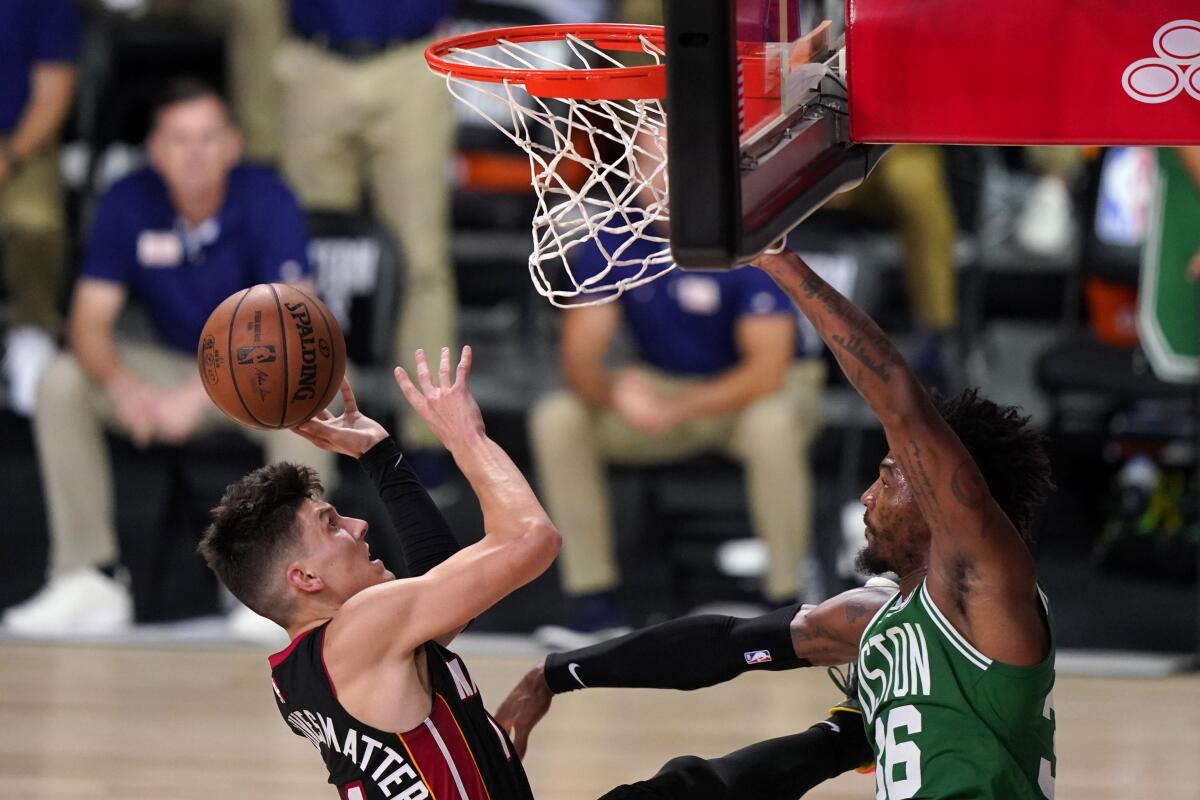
150, 76, 232, 129
199, 463, 323, 624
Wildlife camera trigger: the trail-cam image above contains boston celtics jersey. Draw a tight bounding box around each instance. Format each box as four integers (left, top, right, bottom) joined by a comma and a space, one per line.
856, 580, 1056, 799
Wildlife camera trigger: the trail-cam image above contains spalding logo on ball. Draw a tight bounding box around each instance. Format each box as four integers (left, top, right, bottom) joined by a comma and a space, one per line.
198, 283, 347, 429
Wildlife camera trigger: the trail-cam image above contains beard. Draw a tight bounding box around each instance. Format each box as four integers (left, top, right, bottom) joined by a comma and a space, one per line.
855, 544, 893, 576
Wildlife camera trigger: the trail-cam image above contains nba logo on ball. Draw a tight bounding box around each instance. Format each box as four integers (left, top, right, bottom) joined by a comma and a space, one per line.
744, 650, 773, 665
198, 283, 347, 429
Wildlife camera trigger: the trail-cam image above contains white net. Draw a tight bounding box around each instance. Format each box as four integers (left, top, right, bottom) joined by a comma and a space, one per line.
435, 31, 673, 307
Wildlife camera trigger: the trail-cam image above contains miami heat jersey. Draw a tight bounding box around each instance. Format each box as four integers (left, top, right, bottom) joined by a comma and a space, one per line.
269, 624, 533, 800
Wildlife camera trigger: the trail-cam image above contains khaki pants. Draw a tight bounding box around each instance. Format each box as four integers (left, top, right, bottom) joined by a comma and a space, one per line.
0, 141, 67, 334
275, 37, 456, 449
32, 342, 337, 575
145, 0, 286, 162
529, 361, 826, 602
835, 145, 958, 332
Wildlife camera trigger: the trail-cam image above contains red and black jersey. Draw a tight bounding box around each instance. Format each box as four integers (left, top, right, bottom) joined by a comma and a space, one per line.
269, 624, 532, 800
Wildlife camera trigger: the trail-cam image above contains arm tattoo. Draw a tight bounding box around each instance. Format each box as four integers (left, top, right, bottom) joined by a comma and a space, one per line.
903, 439, 947, 536
950, 460, 988, 510
831, 333, 893, 383
844, 601, 871, 624
799, 273, 905, 369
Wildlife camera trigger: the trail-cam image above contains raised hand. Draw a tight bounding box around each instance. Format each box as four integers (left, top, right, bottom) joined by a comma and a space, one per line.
394, 347, 485, 451
493, 663, 554, 759
292, 379, 388, 458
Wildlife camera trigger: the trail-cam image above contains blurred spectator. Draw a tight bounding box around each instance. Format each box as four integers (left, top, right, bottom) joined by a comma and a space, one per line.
830, 145, 960, 392
275, 0, 455, 478
1180, 147, 1200, 283
2, 80, 334, 640
1016, 147, 1085, 257
94, 0, 286, 162
529, 230, 826, 643
0, 0, 81, 415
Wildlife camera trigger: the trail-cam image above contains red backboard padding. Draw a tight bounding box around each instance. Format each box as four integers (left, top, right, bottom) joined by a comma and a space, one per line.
846, 1, 1200, 145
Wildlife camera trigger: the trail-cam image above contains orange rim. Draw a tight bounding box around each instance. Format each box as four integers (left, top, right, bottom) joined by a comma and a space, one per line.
426, 23, 666, 101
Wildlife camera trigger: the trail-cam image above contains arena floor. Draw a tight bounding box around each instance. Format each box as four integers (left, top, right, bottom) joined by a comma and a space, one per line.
1, 639, 1197, 799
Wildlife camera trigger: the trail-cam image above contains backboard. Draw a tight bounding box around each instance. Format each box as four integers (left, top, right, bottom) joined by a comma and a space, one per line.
663, 0, 889, 269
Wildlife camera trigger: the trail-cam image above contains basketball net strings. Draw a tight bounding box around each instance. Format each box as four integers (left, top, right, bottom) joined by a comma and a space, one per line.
439, 34, 674, 306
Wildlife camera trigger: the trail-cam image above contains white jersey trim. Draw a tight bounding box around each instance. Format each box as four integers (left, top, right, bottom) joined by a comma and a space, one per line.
424, 716, 471, 800
919, 581, 993, 671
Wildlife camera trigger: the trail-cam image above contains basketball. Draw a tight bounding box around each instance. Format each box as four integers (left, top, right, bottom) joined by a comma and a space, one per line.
197, 283, 347, 430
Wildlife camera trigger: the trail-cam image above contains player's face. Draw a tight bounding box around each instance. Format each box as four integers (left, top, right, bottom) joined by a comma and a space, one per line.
857, 455, 930, 576
148, 95, 243, 201
298, 500, 393, 601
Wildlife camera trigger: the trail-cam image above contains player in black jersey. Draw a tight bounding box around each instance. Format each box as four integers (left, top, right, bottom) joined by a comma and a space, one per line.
199, 346, 559, 800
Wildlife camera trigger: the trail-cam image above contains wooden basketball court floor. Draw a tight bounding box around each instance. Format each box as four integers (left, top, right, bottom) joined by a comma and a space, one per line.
0, 640, 1196, 799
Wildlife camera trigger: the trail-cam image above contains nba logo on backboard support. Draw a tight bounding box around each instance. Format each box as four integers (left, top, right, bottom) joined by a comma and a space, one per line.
744, 650, 773, 665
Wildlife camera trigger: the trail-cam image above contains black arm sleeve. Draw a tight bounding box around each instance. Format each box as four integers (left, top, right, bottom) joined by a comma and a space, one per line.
543, 603, 808, 694
598, 713, 874, 800
358, 438, 459, 577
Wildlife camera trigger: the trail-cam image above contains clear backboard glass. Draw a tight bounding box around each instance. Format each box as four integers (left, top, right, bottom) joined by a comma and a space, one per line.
664, 0, 880, 268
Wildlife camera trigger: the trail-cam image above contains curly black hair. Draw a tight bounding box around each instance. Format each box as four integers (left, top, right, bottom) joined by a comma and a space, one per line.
198, 463, 323, 625
933, 388, 1054, 540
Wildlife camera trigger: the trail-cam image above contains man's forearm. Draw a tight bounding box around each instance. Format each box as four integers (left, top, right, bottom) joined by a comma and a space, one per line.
70, 322, 127, 390
667, 361, 784, 422
449, 433, 554, 541
756, 252, 921, 425
7, 65, 75, 161
543, 605, 806, 694
359, 438, 460, 577
564, 361, 613, 409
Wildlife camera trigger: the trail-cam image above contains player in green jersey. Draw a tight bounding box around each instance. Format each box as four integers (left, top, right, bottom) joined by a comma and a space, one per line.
756, 246, 1057, 799
497, 244, 1057, 800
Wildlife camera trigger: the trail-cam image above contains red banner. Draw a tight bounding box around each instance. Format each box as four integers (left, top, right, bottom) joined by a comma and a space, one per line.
846, 1, 1200, 145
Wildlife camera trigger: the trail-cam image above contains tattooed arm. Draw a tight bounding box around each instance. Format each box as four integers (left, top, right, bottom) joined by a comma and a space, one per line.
754, 250, 1048, 666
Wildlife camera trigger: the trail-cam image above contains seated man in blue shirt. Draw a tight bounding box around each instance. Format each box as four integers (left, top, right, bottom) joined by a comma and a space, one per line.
3, 79, 335, 640
0, 0, 80, 415
530, 230, 827, 641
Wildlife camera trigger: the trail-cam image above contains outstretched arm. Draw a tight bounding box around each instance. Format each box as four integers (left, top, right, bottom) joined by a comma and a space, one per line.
327, 348, 561, 663
754, 250, 1046, 665
294, 380, 461, 580
494, 586, 892, 757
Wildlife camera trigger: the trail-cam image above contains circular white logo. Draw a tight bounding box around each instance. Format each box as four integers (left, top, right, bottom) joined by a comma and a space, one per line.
1123, 20, 1200, 104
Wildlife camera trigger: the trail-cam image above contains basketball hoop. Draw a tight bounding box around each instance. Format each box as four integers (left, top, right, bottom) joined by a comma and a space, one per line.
427, 24, 673, 306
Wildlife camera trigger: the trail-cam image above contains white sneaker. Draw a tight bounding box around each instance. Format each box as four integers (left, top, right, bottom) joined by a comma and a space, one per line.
2, 568, 132, 637
1015, 177, 1075, 257
3, 326, 57, 416
228, 603, 289, 647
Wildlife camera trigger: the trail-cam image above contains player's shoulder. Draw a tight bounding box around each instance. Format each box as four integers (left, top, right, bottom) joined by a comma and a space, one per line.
325, 580, 424, 660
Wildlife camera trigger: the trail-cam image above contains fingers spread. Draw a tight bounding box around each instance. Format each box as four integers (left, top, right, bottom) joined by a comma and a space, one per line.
439, 346, 451, 389
456, 345, 472, 386
415, 349, 435, 394
394, 366, 424, 408
338, 378, 359, 416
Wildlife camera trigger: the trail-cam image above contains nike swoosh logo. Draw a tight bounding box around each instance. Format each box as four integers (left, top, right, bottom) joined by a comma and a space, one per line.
567, 662, 587, 688
394, 455, 404, 468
